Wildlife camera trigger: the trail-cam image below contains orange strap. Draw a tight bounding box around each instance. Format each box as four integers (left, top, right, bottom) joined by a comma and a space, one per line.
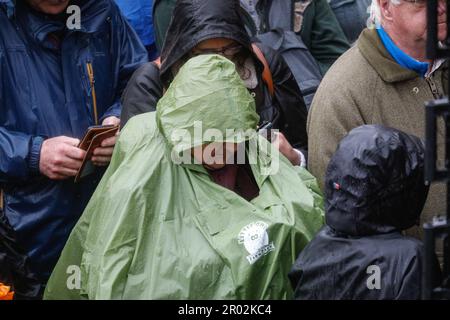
251, 43, 275, 97
0, 189, 3, 211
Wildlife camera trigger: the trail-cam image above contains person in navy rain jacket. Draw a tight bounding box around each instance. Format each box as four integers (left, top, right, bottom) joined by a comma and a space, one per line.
0, 0, 148, 297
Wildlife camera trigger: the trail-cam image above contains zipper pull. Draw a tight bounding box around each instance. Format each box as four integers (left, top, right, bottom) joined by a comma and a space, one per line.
86, 62, 99, 125
86, 62, 95, 88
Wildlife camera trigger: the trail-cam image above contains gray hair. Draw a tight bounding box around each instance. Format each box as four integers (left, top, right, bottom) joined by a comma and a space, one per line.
368, 0, 401, 28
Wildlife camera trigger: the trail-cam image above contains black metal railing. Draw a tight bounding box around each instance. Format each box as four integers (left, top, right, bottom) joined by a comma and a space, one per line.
423, 0, 450, 300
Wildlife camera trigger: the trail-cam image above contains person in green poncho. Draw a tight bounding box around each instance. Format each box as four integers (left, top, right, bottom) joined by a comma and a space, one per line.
44, 55, 324, 300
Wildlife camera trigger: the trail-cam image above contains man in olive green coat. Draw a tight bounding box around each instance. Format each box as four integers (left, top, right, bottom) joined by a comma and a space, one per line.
153, 0, 350, 74
308, 0, 448, 239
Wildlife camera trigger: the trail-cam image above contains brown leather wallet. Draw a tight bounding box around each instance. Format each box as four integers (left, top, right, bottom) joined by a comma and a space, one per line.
74, 124, 119, 183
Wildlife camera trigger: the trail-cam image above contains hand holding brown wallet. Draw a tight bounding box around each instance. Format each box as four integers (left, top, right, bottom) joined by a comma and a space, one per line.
74, 124, 120, 183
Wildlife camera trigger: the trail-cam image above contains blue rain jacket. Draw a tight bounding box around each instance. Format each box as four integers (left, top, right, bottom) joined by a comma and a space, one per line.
0, 0, 148, 282
115, 0, 155, 46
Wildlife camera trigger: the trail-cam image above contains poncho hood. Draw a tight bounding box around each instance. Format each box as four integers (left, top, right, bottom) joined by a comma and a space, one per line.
157, 54, 260, 156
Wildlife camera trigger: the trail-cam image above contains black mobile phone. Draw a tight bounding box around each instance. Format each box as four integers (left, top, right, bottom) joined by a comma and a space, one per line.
258, 121, 274, 142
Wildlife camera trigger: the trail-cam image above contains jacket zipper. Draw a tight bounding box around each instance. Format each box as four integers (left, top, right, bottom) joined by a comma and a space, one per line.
86, 61, 99, 125
239, 6, 258, 36
426, 76, 440, 99
290, 0, 295, 31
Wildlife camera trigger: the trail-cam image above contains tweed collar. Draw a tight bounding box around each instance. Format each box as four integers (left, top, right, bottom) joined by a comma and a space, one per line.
358, 28, 423, 83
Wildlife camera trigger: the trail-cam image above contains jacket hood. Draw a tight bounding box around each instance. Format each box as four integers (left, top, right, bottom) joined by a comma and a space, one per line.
156, 54, 259, 155
159, 0, 253, 86
325, 125, 428, 236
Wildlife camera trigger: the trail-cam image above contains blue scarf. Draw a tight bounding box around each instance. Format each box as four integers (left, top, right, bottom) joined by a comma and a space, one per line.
377, 27, 429, 78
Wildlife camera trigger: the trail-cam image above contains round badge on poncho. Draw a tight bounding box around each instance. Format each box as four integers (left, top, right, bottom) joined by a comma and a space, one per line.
238, 221, 275, 265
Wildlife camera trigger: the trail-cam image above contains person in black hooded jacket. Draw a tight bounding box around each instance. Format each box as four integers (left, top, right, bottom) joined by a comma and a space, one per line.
120, 0, 308, 166
289, 125, 438, 300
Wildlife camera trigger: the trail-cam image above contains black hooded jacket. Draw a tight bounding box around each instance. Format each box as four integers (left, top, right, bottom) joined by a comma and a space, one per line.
120, 0, 308, 152
289, 125, 433, 300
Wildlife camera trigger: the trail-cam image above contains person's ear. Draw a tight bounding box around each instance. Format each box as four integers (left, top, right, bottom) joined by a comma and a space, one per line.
379, 0, 395, 23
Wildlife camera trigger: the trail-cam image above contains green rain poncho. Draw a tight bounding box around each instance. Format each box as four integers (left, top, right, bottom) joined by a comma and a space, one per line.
44, 55, 324, 300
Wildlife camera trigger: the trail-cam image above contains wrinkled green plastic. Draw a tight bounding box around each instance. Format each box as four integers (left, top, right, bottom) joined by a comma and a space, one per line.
44, 55, 324, 300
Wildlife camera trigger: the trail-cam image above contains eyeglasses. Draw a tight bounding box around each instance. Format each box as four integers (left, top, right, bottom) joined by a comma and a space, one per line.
403, 0, 445, 9
402, 0, 426, 8
190, 43, 244, 59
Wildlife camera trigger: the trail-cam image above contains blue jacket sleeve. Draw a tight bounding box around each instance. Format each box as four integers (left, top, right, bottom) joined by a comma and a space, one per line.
0, 126, 44, 184
100, 4, 149, 123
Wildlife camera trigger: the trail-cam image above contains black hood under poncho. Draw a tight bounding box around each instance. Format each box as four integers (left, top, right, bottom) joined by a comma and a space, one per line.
160, 0, 255, 85
120, 0, 309, 152
289, 125, 434, 300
